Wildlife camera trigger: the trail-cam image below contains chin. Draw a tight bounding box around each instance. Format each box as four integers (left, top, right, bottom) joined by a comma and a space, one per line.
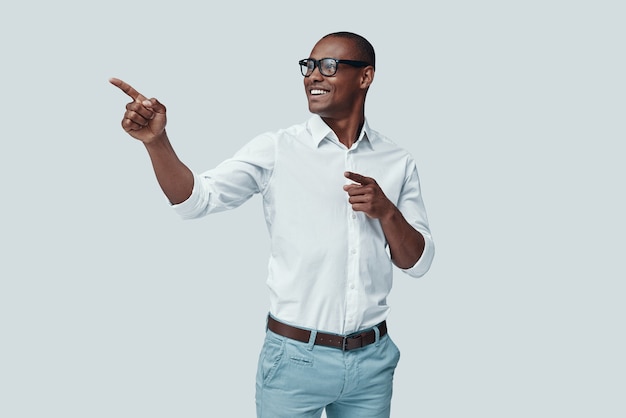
308, 103, 324, 115
308, 102, 332, 116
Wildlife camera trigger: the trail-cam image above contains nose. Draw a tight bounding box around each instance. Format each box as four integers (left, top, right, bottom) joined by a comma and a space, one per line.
308, 63, 324, 80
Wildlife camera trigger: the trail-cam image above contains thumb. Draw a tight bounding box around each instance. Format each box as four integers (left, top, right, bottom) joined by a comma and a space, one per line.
142, 98, 167, 114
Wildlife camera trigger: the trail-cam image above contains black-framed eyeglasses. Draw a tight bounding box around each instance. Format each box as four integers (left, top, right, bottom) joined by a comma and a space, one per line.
299, 58, 371, 77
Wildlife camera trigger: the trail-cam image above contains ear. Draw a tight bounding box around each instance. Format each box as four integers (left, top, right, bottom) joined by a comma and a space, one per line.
360, 66, 375, 89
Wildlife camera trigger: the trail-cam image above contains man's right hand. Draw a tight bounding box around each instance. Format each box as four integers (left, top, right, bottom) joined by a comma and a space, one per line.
110, 78, 167, 144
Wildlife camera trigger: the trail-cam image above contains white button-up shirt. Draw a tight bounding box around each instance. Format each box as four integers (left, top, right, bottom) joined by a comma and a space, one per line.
173, 115, 435, 335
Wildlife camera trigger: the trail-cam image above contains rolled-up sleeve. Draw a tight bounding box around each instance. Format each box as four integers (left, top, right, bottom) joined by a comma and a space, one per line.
401, 229, 435, 278
172, 133, 275, 220
397, 162, 435, 278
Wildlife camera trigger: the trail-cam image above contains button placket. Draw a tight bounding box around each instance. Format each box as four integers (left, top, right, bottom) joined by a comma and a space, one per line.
344, 149, 360, 332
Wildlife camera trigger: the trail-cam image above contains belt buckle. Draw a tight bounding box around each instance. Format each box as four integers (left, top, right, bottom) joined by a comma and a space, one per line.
342, 333, 363, 351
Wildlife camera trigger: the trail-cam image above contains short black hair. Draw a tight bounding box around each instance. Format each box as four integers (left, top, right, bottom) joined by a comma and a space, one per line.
322, 31, 376, 69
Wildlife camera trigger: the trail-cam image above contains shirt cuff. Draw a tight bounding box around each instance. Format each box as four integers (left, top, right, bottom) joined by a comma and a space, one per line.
401, 230, 435, 278
170, 175, 207, 220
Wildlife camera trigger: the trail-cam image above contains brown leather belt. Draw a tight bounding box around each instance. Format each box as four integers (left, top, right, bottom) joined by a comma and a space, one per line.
267, 316, 387, 351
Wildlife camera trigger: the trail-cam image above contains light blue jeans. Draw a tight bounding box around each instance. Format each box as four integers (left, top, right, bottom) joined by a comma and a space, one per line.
255, 324, 401, 418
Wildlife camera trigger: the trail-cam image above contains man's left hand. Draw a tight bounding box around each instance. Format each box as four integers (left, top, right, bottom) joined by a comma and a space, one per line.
343, 171, 395, 220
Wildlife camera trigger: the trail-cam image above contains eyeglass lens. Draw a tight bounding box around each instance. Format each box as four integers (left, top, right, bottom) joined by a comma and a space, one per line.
301, 59, 338, 77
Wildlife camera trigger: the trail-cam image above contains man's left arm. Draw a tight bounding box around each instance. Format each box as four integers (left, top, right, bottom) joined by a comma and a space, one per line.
343, 171, 429, 270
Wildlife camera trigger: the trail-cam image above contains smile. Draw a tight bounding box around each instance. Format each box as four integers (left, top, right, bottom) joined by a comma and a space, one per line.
310, 89, 329, 96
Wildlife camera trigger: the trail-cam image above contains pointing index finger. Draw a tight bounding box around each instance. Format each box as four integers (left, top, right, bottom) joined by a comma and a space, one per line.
109, 77, 146, 102
344, 171, 373, 185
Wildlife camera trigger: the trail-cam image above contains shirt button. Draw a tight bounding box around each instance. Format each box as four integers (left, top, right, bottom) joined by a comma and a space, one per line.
351, 213, 357, 219
351, 249, 357, 255
350, 283, 355, 289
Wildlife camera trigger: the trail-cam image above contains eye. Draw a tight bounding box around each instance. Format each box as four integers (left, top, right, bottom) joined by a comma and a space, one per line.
321, 59, 337, 73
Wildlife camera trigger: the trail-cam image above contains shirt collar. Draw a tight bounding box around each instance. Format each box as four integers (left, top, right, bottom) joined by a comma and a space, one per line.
307, 114, 375, 151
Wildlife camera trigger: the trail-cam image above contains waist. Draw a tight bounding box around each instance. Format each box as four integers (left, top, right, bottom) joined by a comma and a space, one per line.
267, 315, 387, 351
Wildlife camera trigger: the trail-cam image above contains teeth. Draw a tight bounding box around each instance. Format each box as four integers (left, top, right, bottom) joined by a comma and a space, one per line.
311, 89, 328, 95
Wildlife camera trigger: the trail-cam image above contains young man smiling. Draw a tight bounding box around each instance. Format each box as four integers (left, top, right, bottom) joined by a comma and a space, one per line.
111, 31, 434, 418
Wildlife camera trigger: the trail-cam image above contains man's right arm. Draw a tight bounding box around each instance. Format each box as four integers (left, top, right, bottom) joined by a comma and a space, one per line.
110, 78, 193, 204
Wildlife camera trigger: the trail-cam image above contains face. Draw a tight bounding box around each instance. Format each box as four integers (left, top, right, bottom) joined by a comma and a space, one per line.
303, 36, 373, 120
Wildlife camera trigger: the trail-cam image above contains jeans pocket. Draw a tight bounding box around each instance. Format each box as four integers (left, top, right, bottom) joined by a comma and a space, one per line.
259, 334, 285, 386
386, 335, 401, 366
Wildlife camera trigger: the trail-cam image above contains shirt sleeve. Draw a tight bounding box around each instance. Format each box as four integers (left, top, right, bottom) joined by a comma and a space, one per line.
172, 133, 276, 220
396, 161, 435, 278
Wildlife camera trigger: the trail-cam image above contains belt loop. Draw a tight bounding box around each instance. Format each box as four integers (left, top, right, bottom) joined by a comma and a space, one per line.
307, 330, 317, 351
374, 325, 381, 347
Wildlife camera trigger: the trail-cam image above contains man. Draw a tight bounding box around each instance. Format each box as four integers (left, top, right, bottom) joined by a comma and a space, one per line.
111, 31, 434, 418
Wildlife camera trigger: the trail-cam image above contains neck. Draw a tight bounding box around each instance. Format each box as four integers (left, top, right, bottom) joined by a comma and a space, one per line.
322, 115, 365, 149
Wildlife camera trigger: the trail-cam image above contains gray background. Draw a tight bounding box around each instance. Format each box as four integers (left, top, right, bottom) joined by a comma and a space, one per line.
1, 1, 624, 417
